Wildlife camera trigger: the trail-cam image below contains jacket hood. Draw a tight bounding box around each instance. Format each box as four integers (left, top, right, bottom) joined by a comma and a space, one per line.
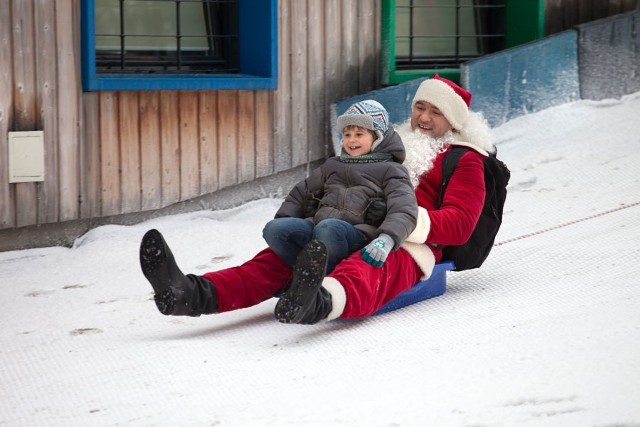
371, 127, 406, 163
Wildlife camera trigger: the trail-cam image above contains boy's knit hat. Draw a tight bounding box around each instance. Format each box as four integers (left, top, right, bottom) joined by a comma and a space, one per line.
337, 100, 390, 150
412, 74, 472, 130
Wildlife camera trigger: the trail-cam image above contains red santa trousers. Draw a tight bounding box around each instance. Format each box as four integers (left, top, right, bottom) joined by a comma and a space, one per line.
202, 247, 423, 318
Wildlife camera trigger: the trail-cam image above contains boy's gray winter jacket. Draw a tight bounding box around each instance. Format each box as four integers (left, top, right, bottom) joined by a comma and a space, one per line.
275, 128, 418, 249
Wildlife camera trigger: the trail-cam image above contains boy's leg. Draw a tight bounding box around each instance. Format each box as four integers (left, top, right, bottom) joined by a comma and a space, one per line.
312, 219, 367, 273
202, 247, 292, 313
274, 240, 331, 324
262, 217, 314, 267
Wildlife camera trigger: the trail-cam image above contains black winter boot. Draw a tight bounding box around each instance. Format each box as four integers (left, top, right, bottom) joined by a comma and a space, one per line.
140, 229, 217, 317
274, 240, 332, 324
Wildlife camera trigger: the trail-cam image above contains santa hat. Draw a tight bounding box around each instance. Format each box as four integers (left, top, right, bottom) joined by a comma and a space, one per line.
412, 74, 472, 130
336, 99, 390, 150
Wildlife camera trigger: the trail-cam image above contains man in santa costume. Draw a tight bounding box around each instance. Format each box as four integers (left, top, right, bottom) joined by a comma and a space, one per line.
139, 74, 496, 324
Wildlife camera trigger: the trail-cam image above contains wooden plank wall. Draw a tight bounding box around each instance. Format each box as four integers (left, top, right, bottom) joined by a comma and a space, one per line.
545, 0, 640, 34
0, 0, 380, 233
0, 0, 14, 229
10, 0, 638, 235
4, 0, 639, 236
1, 0, 82, 230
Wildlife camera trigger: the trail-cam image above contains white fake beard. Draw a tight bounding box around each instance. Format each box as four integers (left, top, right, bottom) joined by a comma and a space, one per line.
402, 129, 454, 187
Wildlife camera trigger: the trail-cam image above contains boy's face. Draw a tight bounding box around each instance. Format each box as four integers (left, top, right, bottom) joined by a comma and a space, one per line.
342, 125, 376, 157
411, 100, 454, 138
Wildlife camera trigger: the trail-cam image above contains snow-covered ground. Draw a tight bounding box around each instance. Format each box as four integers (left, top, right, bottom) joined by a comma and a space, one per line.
1, 91, 639, 427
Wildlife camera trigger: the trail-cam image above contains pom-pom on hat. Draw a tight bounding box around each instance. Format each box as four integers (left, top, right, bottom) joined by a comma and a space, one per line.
412, 74, 472, 130
336, 99, 390, 150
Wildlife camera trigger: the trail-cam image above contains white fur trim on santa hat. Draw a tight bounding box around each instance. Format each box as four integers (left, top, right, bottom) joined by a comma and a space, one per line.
322, 277, 346, 321
413, 79, 469, 130
404, 207, 431, 244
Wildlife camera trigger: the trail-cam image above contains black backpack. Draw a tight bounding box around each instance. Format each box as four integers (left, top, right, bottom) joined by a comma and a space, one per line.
437, 146, 510, 271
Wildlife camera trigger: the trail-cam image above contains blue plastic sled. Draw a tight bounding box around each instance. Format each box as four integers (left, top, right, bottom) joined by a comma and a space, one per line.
374, 260, 455, 315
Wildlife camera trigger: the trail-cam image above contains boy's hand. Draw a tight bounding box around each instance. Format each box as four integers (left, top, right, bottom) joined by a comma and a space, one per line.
360, 233, 394, 267
302, 191, 323, 218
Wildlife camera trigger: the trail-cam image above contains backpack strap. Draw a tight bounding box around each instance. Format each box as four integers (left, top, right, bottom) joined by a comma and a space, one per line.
436, 146, 468, 209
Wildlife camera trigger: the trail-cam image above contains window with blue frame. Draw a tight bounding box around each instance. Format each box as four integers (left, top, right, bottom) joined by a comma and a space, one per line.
81, 0, 277, 91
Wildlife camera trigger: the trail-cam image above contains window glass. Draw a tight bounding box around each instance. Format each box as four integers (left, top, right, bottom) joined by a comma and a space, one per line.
395, 0, 504, 70
94, 0, 237, 73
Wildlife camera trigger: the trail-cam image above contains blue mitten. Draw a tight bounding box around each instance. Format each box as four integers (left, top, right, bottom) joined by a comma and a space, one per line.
360, 233, 394, 267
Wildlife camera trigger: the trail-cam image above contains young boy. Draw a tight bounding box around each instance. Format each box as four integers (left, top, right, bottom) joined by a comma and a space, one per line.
262, 100, 418, 273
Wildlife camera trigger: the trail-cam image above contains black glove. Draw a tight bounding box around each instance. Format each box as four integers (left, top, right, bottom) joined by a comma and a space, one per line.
365, 197, 387, 227
302, 191, 323, 218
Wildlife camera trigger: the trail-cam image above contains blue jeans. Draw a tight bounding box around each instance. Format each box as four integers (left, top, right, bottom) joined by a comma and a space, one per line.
262, 218, 367, 273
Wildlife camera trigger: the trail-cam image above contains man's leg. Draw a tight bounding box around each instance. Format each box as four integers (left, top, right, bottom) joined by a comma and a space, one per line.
140, 229, 217, 317
274, 240, 331, 324
202, 247, 292, 313
140, 228, 292, 316
324, 249, 424, 319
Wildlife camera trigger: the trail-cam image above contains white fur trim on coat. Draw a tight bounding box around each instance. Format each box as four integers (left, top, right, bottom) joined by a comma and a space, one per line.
322, 277, 346, 321
450, 141, 489, 157
405, 207, 431, 243
400, 241, 436, 280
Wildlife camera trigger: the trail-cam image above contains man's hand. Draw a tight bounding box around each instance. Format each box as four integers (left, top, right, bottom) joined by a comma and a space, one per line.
360, 233, 394, 267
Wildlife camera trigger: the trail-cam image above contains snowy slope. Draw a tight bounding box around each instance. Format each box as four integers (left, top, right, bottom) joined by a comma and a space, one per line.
1, 92, 639, 426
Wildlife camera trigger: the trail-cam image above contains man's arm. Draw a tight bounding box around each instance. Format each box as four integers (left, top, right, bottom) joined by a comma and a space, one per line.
406, 151, 485, 246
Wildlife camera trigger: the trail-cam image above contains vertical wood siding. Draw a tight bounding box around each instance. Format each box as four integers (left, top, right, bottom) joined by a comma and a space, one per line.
139, 91, 161, 211
12, 0, 38, 228
36, 0, 59, 226
0, 2, 13, 229
3, 0, 634, 235
57, 1, 82, 222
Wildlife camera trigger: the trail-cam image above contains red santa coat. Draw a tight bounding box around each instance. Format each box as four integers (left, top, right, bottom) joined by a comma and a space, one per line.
401, 140, 487, 277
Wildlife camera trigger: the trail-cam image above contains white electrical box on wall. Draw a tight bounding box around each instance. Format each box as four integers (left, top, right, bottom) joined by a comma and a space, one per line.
8, 131, 45, 183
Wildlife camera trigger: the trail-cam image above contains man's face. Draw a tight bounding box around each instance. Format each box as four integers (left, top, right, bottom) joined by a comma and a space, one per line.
410, 101, 454, 138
